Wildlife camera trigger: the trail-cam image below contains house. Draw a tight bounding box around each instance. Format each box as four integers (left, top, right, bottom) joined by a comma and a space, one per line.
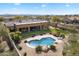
5, 19, 49, 32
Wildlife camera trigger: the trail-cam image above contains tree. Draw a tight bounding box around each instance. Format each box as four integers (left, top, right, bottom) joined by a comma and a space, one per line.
49, 16, 61, 27
0, 22, 9, 40
0, 22, 14, 50
51, 16, 60, 23
36, 16, 43, 19
13, 16, 24, 22
44, 15, 50, 20
10, 31, 22, 44
22, 16, 28, 19
0, 17, 4, 22
14, 16, 22, 20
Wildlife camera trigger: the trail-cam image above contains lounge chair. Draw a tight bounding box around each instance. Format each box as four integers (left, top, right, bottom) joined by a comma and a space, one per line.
32, 34, 36, 37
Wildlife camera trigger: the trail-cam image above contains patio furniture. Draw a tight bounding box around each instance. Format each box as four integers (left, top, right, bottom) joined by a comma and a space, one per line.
32, 34, 36, 37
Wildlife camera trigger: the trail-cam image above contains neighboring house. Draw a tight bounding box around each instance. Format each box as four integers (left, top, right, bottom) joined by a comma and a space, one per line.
3, 16, 14, 22
63, 17, 72, 24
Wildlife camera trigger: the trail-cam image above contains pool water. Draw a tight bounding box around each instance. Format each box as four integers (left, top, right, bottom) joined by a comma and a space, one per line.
28, 37, 56, 47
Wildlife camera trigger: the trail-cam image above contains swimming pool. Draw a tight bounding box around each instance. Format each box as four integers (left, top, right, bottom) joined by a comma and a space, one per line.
28, 37, 56, 47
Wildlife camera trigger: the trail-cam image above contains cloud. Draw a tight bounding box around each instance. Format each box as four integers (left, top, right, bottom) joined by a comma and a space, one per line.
41, 4, 46, 7
14, 3, 21, 5
34, 7, 38, 9
13, 8, 17, 10
65, 4, 70, 7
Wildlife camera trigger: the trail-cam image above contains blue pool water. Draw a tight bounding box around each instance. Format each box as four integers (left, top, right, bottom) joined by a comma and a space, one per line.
28, 37, 56, 47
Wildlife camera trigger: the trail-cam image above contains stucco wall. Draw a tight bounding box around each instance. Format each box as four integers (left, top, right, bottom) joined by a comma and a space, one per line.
15, 22, 49, 31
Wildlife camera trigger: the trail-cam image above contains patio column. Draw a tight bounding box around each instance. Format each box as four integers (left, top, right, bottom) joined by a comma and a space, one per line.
43, 26, 46, 30
40, 25, 42, 30
28, 27, 30, 32
16, 28, 19, 31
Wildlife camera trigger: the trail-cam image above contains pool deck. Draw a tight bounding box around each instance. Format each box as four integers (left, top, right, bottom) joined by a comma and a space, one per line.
18, 34, 69, 56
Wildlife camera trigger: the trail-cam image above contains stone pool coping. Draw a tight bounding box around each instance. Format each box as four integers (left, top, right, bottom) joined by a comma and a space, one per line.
26, 34, 59, 48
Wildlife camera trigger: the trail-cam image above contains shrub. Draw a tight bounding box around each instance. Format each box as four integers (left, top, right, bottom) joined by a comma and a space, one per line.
10, 31, 22, 44
35, 46, 42, 54
60, 34, 65, 39
62, 51, 66, 56
0, 49, 4, 53
24, 40, 27, 43
23, 52, 27, 56
15, 31, 21, 35
50, 45, 57, 52
52, 31, 60, 37
0, 44, 4, 53
16, 45, 22, 50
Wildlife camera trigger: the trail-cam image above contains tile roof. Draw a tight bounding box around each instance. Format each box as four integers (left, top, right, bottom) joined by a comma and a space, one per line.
5, 19, 48, 27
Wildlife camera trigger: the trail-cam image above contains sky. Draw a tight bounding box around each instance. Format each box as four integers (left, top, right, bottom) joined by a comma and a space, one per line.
0, 3, 79, 15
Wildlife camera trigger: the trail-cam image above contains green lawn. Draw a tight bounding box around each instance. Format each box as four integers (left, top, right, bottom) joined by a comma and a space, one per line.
21, 27, 71, 39
21, 29, 50, 39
